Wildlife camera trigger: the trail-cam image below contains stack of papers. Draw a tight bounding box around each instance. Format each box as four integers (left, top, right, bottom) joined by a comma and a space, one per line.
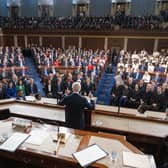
25, 96, 35, 102
73, 144, 107, 167
25, 130, 49, 145
123, 151, 156, 168
0, 132, 30, 152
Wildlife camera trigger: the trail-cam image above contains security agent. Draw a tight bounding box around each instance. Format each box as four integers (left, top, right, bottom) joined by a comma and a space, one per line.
59, 82, 95, 130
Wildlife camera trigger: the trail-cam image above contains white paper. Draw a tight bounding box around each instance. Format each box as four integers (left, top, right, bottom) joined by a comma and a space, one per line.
0, 132, 29, 152
25, 130, 49, 145
25, 96, 35, 102
123, 151, 152, 168
73, 144, 107, 167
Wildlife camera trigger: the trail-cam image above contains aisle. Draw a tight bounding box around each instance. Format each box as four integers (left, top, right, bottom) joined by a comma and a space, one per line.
24, 56, 46, 96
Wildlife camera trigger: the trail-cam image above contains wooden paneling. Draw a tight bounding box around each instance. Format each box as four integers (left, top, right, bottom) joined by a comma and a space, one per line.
127, 39, 154, 53
1, 28, 168, 53
82, 38, 104, 50
3, 35, 14, 46
158, 39, 168, 51
108, 38, 124, 50
42, 37, 62, 48
65, 37, 79, 48
17, 36, 25, 47
27, 36, 39, 46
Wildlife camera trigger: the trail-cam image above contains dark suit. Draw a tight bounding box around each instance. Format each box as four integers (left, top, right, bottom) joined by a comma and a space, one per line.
51, 81, 65, 99
59, 93, 94, 129
26, 83, 38, 95
0, 87, 6, 99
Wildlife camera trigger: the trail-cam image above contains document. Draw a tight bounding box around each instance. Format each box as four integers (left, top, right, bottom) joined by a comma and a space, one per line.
25, 96, 35, 102
25, 130, 49, 145
123, 151, 156, 168
0, 132, 30, 152
73, 144, 107, 167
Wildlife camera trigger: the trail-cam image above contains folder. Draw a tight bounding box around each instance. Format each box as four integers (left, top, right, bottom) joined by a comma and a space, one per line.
123, 151, 156, 168
72, 144, 107, 167
0, 132, 30, 152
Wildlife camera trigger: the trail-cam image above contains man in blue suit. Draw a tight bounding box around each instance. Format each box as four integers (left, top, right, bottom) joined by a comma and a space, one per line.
59, 82, 95, 130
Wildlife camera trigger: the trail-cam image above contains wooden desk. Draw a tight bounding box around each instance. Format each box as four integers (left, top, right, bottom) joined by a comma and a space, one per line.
0, 118, 141, 168
0, 99, 167, 139
91, 105, 168, 165
94, 105, 168, 137
0, 99, 165, 165
95, 104, 167, 121
0, 66, 28, 72
0, 99, 65, 125
38, 65, 79, 74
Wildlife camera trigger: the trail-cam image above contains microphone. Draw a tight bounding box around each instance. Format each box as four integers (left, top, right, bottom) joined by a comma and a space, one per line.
118, 96, 122, 114
118, 104, 120, 114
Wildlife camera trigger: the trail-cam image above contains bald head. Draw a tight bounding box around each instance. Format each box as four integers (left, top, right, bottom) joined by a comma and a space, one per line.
72, 82, 81, 93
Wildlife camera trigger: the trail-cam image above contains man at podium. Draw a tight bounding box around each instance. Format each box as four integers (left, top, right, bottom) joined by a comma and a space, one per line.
59, 82, 95, 130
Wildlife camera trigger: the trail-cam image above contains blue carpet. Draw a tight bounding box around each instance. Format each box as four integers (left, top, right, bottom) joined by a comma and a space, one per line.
95, 72, 115, 105
24, 56, 46, 96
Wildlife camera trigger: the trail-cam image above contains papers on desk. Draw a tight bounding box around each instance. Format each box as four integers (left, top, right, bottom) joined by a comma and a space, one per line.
123, 151, 156, 168
25, 130, 49, 145
0, 132, 30, 152
72, 144, 107, 167
25, 96, 35, 102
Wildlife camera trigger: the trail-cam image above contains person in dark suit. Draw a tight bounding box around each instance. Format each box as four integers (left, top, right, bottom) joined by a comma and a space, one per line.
0, 81, 6, 99
51, 76, 65, 102
59, 82, 95, 130
26, 78, 38, 96
16, 89, 26, 101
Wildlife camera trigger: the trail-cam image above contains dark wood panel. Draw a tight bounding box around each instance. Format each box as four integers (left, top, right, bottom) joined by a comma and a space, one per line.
3, 35, 14, 46
127, 39, 154, 53
108, 38, 124, 50
3, 28, 168, 37
42, 37, 62, 48
17, 36, 25, 48
65, 37, 79, 48
158, 39, 168, 51
82, 38, 104, 50
27, 36, 39, 46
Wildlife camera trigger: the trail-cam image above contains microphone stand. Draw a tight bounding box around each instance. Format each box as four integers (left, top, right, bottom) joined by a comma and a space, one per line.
118, 103, 120, 114
117, 96, 121, 114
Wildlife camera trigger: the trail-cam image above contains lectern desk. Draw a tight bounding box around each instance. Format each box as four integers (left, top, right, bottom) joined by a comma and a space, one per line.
0, 118, 141, 168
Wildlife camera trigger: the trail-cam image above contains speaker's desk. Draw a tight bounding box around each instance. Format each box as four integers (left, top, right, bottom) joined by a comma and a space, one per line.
0, 118, 141, 168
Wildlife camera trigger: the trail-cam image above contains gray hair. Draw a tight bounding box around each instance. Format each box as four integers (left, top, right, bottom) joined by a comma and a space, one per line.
72, 82, 81, 93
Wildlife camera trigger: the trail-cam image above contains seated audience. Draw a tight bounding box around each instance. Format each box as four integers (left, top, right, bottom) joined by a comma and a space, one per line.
26, 78, 38, 96
6, 81, 16, 98
0, 81, 6, 99
0, 15, 168, 30
111, 48, 168, 112
16, 79, 26, 96
16, 89, 26, 101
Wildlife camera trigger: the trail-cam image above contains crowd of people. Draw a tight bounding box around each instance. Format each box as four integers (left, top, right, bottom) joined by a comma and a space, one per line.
0, 45, 108, 102
0, 14, 168, 30
0, 46, 25, 68
30, 45, 108, 100
110, 49, 168, 112
0, 46, 32, 100
1, 45, 168, 112
0, 73, 38, 100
